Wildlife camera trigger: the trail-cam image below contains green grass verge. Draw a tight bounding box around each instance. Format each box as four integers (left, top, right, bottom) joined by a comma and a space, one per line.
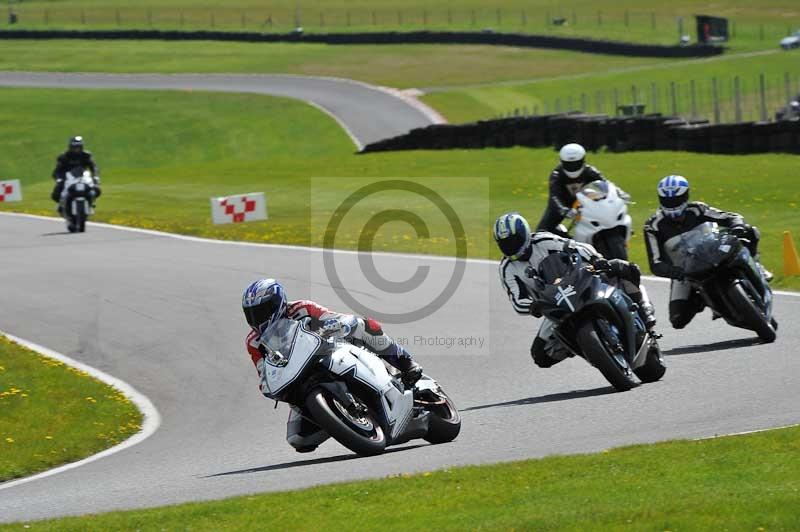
5, 425, 799, 530
4, 0, 799, 51
0, 335, 143, 482
1, 87, 797, 290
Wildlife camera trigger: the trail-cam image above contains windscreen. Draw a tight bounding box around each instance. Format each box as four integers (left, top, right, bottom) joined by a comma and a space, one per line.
538, 252, 578, 284
581, 180, 609, 201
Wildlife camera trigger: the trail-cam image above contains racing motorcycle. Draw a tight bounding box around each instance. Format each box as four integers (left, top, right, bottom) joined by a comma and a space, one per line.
60, 167, 99, 233
558, 180, 632, 260
531, 248, 666, 392
258, 318, 461, 456
664, 222, 777, 343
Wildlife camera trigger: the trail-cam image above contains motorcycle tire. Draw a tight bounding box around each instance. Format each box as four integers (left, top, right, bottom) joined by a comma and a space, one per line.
577, 321, 637, 392
423, 393, 461, 444
75, 206, 87, 233
593, 232, 628, 260
726, 281, 776, 343
633, 341, 667, 383
305, 387, 386, 456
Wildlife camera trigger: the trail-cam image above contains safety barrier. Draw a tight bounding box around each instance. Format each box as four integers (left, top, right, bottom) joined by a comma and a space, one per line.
360, 113, 800, 155
0, 29, 724, 58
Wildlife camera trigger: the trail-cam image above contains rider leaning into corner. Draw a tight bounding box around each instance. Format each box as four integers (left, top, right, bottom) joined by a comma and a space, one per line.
494, 212, 656, 369
50, 135, 101, 205
644, 175, 773, 330
536, 143, 630, 234
242, 278, 422, 453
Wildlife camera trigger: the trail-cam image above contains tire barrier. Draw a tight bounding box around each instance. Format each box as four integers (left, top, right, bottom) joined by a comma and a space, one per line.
0, 29, 724, 58
360, 113, 800, 155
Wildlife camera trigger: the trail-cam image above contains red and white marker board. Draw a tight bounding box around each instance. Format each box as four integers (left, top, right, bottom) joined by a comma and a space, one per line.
210, 192, 268, 225
0, 179, 22, 202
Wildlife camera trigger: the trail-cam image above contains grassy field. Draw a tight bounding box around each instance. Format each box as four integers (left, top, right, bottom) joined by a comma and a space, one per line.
0, 335, 143, 482
4, 425, 799, 530
0, 87, 797, 290
4, 0, 799, 51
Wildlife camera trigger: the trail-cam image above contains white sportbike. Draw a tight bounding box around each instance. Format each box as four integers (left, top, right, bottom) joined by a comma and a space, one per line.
258, 318, 461, 456
60, 167, 99, 233
565, 180, 633, 260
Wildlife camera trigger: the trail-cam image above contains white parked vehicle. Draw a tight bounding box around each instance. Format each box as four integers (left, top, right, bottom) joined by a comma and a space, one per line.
60, 167, 99, 233
780, 31, 800, 50
259, 318, 460, 456
566, 180, 633, 260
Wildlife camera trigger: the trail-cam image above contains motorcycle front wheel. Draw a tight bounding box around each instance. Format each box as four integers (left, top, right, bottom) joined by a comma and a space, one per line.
577, 320, 637, 391
305, 388, 386, 456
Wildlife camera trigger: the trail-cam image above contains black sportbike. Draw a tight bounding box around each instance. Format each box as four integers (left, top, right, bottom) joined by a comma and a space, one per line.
531, 250, 666, 391
664, 222, 777, 342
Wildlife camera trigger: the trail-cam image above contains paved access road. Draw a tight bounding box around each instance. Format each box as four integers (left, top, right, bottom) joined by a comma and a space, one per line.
1, 214, 798, 522
0, 72, 442, 149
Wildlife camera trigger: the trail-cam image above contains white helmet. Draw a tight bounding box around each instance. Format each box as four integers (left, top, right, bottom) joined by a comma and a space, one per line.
559, 143, 586, 178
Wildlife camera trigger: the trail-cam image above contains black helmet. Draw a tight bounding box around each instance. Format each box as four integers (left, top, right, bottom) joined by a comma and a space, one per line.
68, 136, 84, 150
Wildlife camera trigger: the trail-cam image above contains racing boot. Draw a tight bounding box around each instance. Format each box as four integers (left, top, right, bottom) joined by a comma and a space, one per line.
396, 356, 423, 387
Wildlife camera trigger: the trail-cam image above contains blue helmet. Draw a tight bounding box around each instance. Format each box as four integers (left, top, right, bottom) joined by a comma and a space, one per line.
493, 212, 532, 260
657, 175, 690, 218
242, 278, 287, 333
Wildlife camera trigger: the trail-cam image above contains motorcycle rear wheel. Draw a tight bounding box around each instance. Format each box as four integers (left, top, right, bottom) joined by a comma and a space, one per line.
305, 388, 386, 456
726, 281, 776, 343
423, 393, 461, 444
577, 320, 637, 392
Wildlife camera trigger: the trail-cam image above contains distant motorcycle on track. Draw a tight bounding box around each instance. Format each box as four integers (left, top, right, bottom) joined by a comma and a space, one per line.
531, 248, 666, 392
664, 222, 777, 342
257, 317, 461, 456
558, 180, 633, 260
59, 166, 99, 233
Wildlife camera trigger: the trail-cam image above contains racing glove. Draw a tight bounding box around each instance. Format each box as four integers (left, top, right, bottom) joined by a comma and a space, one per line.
730, 225, 750, 240
669, 266, 686, 281
528, 300, 543, 318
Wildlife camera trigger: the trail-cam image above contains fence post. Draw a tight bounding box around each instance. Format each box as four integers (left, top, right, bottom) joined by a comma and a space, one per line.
568, 96, 574, 111
613, 88, 620, 115
44, 9, 49, 25
651, 12, 656, 30
496, 8, 501, 25
423, 10, 427, 26
534, 105, 539, 116
624, 10, 629, 26
580, 93, 588, 112
241, 12, 246, 28
179, 11, 183, 27
346, 10, 351, 26
734, 76, 742, 122
81, 9, 85, 25
211, 12, 215, 28
712, 77, 721, 123
759, 25, 764, 41
670, 81, 678, 115
572, 10, 577, 25
631, 85, 638, 107
677, 17, 683, 39
597, 11, 602, 26
372, 11, 376, 25
690, 79, 697, 118
731, 20, 736, 38
555, 98, 562, 113
470, 10, 475, 26
147, 9, 152, 27
116, 9, 121, 26
544, 102, 550, 114
521, 10, 527, 26
759, 73, 768, 121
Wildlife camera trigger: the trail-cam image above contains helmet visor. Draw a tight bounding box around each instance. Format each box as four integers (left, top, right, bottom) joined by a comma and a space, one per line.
497, 232, 527, 259
562, 158, 585, 174
243, 295, 283, 330
659, 193, 688, 209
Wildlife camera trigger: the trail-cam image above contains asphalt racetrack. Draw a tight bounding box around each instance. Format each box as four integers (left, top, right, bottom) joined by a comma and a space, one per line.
1, 213, 798, 522
0, 72, 442, 149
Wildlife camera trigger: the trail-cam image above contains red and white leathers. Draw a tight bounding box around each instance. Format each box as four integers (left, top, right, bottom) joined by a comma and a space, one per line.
246, 300, 414, 451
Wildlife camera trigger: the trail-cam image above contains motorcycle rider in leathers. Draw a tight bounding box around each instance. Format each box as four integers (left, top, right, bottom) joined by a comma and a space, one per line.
537, 143, 629, 234
495, 212, 656, 368
242, 278, 422, 453
51, 135, 101, 208
644, 175, 772, 330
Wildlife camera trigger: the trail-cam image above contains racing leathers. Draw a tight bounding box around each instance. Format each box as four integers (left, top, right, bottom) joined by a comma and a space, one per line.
246, 300, 418, 452
644, 201, 763, 329
51, 150, 100, 203
500, 231, 654, 368
537, 164, 627, 233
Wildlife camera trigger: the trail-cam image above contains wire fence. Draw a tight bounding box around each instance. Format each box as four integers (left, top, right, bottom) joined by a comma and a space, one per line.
497, 72, 800, 124
3, 6, 799, 42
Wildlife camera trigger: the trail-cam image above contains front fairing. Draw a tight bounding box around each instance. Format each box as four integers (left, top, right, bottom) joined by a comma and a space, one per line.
259, 318, 327, 399
573, 181, 630, 238
664, 222, 737, 278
